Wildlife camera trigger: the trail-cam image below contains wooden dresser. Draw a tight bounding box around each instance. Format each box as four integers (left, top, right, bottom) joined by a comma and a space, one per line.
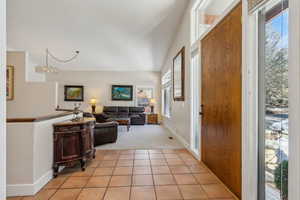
53, 118, 96, 177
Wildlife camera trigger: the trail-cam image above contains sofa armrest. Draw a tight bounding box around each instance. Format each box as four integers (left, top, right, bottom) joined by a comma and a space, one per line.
95, 122, 118, 128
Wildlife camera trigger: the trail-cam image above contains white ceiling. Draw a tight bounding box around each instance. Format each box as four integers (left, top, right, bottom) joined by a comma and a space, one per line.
7, 0, 188, 71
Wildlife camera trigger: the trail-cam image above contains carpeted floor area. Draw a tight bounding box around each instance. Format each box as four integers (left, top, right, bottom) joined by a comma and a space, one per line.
96, 125, 183, 150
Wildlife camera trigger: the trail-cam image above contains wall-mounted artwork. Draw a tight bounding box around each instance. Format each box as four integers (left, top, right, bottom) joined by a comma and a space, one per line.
112, 85, 133, 101
173, 47, 185, 101
7, 65, 14, 101
136, 87, 154, 112
64, 85, 84, 101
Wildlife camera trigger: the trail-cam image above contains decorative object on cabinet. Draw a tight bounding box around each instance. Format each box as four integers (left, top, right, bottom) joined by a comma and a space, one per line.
52, 118, 96, 177
112, 85, 133, 101
6, 65, 14, 101
64, 85, 84, 101
72, 103, 82, 121
173, 47, 185, 101
147, 113, 159, 125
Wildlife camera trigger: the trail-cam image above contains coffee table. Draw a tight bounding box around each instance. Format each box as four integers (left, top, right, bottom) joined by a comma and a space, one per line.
107, 117, 131, 131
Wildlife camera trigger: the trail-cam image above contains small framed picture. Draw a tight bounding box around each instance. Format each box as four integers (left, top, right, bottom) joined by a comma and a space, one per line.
64, 85, 84, 101
7, 65, 14, 101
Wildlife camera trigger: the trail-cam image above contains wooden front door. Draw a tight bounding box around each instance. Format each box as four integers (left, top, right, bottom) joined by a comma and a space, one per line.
201, 3, 242, 198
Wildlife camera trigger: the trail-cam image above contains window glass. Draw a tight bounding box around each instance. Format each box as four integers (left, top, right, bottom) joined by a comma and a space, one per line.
162, 70, 172, 117
258, 1, 289, 199
191, 0, 235, 43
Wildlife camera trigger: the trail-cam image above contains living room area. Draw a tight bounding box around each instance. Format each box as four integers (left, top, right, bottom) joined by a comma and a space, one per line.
47, 70, 182, 150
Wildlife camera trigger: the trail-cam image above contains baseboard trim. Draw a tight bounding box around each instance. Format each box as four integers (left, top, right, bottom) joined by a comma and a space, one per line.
7, 170, 53, 197
163, 123, 201, 161
163, 123, 189, 148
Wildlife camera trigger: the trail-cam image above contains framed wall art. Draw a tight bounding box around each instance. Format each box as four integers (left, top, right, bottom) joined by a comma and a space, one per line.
112, 85, 133, 101
64, 85, 84, 101
173, 47, 185, 101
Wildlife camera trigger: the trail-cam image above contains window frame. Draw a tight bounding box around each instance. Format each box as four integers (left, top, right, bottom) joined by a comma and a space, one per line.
161, 70, 172, 118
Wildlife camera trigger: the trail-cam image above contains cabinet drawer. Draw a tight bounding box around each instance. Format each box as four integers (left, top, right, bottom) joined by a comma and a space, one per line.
55, 125, 81, 132
147, 114, 158, 124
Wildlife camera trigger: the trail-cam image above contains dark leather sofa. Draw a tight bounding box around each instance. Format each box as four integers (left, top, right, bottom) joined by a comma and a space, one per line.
83, 113, 118, 146
100, 106, 146, 125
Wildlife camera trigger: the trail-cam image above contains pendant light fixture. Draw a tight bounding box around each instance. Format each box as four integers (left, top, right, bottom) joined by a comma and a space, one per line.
35, 48, 80, 73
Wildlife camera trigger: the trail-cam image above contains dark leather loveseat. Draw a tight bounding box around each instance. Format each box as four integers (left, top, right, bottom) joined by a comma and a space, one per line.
100, 106, 146, 125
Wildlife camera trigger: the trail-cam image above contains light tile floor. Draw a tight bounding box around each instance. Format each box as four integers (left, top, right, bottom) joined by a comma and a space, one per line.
7, 149, 237, 200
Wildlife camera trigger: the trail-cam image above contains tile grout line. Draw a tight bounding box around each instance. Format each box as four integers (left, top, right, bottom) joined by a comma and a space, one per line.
149, 150, 158, 200
100, 151, 117, 200
128, 150, 135, 200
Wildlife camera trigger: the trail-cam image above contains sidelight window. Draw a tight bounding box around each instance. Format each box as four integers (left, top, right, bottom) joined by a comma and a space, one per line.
258, 0, 289, 199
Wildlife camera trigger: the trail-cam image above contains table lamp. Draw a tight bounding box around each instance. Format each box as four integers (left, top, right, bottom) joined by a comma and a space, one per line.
150, 98, 156, 113
89, 98, 97, 113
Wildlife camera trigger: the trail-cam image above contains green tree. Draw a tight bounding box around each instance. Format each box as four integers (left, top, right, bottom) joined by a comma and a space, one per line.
274, 160, 288, 200
265, 25, 288, 109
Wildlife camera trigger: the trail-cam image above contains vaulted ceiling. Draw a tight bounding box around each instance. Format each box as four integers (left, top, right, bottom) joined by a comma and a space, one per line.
7, 0, 188, 71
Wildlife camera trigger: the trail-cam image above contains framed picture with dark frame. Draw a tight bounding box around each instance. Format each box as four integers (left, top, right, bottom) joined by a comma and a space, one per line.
64, 85, 84, 102
112, 85, 133, 101
173, 47, 185, 101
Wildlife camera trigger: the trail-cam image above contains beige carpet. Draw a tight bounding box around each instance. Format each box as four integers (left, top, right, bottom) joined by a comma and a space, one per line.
96, 125, 183, 150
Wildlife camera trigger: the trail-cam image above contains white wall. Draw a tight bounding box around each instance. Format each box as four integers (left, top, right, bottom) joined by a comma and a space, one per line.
0, 0, 6, 198
6, 51, 58, 118
6, 115, 74, 197
161, 1, 196, 146
46, 71, 161, 113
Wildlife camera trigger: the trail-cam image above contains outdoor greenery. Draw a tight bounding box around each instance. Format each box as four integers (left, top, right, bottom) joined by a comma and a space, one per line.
274, 160, 288, 200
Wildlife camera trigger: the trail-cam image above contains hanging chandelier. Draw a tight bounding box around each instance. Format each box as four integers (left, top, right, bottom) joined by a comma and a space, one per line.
35, 48, 80, 73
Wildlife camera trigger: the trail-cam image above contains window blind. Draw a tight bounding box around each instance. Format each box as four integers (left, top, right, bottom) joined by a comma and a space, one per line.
248, 0, 271, 13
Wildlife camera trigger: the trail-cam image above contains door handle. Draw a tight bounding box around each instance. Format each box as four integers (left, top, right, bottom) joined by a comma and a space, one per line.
199, 104, 204, 116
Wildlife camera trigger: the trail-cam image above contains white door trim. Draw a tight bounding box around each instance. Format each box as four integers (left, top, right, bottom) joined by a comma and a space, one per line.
288, 0, 300, 199
0, 0, 6, 199
242, 0, 259, 199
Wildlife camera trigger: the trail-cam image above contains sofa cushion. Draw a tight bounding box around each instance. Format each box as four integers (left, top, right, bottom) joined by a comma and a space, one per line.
129, 107, 144, 113
103, 106, 118, 113
118, 106, 129, 113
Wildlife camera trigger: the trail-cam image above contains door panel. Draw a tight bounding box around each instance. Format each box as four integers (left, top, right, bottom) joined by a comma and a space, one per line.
201, 3, 242, 198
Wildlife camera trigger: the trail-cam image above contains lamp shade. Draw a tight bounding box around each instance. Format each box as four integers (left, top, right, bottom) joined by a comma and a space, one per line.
89, 98, 97, 105
150, 98, 156, 105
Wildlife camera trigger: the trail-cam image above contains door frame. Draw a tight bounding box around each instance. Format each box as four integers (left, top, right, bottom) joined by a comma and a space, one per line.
190, 46, 201, 159
0, 0, 6, 198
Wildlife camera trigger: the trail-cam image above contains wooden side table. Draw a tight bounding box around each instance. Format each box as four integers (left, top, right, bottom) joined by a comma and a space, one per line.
147, 113, 159, 124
